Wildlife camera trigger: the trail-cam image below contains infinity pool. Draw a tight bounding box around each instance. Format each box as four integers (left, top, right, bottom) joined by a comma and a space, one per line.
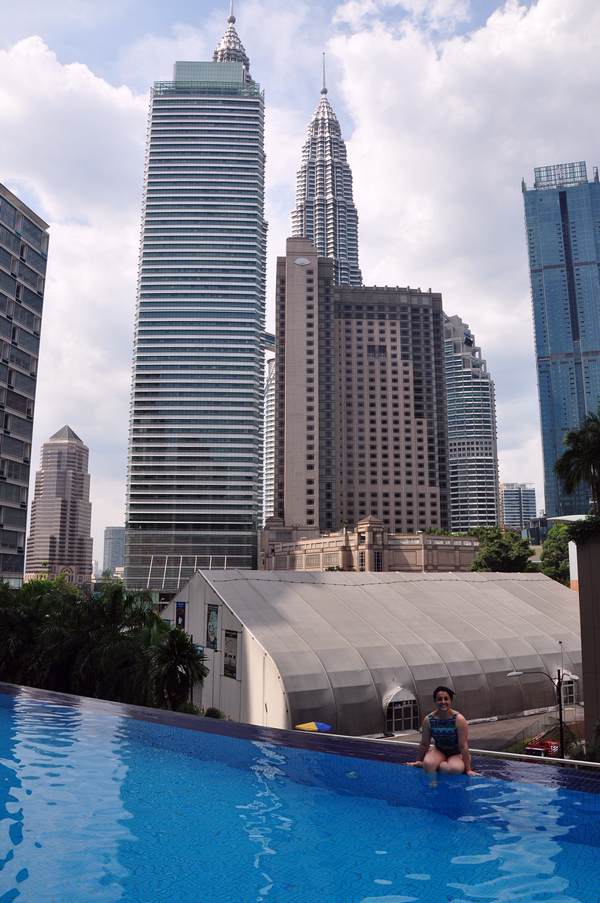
1, 687, 600, 903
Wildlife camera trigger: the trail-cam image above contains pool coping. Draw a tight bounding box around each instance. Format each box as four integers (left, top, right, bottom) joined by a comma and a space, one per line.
2, 682, 600, 794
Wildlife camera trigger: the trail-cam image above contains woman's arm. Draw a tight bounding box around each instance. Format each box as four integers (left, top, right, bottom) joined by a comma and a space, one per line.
406, 716, 431, 766
456, 715, 476, 775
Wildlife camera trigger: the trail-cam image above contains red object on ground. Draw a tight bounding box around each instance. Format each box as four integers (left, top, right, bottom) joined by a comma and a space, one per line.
524, 739, 560, 757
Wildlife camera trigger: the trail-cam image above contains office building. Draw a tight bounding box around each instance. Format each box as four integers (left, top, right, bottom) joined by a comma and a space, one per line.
274, 237, 448, 534
291, 64, 361, 286
523, 161, 600, 515
444, 314, 499, 530
125, 10, 267, 592
500, 482, 537, 530
103, 526, 125, 575
263, 358, 275, 523
0, 184, 48, 586
26, 426, 93, 585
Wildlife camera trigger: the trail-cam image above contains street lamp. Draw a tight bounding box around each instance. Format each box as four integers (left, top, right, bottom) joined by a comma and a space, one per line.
507, 667, 579, 759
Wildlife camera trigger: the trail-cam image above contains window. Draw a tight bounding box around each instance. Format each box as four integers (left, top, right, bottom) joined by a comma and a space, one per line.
358, 551, 365, 572
385, 698, 420, 733
562, 679, 576, 706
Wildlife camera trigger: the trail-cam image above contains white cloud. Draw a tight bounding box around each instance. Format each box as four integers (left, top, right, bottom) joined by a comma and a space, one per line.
0, 36, 146, 559
334, 0, 470, 30
331, 0, 600, 508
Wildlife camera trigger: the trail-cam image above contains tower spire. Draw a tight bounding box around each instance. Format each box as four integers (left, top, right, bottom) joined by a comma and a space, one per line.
291, 56, 362, 286
213, 1, 250, 72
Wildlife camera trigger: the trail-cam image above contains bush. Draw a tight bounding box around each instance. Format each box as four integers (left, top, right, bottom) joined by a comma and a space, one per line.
204, 706, 225, 719
176, 702, 201, 715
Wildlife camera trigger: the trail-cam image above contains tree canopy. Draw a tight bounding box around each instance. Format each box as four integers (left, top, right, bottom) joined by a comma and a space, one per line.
0, 578, 208, 710
469, 528, 533, 573
555, 404, 600, 514
540, 524, 570, 585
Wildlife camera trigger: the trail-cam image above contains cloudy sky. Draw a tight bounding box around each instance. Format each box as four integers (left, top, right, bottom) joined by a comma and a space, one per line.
1, 0, 597, 561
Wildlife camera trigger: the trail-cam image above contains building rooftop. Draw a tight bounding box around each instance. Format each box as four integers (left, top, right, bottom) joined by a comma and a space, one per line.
179, 569, 581, 733
48, 425, 83, 444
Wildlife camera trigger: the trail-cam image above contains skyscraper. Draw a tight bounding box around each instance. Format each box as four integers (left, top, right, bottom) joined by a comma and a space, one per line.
274, 238, 448, 534
291, 62, 361, 287
500, 482, 536, 531
125, 10, 267, 591
523, 161, 600, 516
263, 357, 275, 523
26, 426, 93, 585
0, 184, 48, 586
103, 526, 125, 575
444, 314, 499, 530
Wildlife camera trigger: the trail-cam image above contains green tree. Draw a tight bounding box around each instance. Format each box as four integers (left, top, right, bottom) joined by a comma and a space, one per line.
146, 628, 208, 710
0, 578, 209, 711
540, 524, 570, 585
555, 405, 600, 514
470, 527, 533, 573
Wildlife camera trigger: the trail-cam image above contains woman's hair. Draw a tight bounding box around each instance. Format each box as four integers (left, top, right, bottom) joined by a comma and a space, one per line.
433, 685, 455, 701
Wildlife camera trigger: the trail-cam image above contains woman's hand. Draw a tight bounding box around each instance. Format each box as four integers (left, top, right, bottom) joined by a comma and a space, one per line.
405, 760, 423, 767
466, 769, 480, 776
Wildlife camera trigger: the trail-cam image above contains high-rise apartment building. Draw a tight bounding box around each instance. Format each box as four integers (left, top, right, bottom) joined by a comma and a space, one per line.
291, 68, 361, 287
125, 11, 267, 591
274, 238, 448, 534
500, 482, 537, 531
263, 358, 275, 523
103, 526, 125, 575
523, 161, 600, 516
0, 184, 48, 586
26, 426, 93, 585
444, 314, 499, 530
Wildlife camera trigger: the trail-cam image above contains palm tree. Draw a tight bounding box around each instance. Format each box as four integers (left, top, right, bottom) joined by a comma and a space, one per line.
555, 406, 600, 514
147, 628, 209, 710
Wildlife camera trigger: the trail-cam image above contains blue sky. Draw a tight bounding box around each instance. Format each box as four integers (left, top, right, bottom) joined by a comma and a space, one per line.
1, 0, 594, 560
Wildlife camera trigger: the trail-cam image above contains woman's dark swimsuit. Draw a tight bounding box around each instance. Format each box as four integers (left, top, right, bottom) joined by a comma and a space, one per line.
427, 712, 460, 757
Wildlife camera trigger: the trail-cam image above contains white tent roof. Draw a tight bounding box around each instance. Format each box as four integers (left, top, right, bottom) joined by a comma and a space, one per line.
187, 570, 581, 735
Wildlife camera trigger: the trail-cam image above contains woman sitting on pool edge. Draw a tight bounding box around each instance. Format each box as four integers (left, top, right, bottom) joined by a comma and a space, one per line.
406, 686, 477, 776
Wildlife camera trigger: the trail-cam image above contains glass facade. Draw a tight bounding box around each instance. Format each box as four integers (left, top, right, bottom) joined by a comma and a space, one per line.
500, 482, 537, 531
262, 358, 275, 523
0, 184, 48, 587
125, 16, 266, 591
444, 314, 499, 530
103, 526, 125, 574
523, 161, 600, 515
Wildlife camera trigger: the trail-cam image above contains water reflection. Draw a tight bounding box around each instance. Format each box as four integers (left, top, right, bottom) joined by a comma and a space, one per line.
0, 692, 133, 902
450, 781, 580, 902
236, 741, 294, 901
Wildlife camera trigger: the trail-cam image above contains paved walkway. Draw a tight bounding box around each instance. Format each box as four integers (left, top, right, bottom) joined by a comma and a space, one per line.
387, 712, 563, 752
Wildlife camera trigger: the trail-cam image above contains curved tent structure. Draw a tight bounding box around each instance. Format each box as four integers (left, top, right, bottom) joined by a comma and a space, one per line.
171, 569, 581, 736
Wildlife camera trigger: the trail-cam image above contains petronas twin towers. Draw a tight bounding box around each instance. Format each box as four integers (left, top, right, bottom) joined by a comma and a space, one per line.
292, 62, 362, 287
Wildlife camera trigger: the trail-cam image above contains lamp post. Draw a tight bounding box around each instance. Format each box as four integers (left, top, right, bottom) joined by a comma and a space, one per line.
507, 667, 579, 759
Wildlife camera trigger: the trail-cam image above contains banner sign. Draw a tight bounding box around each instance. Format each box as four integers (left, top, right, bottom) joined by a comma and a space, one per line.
175, 601, 186, 629
224, 630, 238, 679
206, 604, 219, 650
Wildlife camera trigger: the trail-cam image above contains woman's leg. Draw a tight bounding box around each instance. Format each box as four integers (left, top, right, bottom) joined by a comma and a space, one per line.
423, 748, 446, 773
439, 754, 465, 775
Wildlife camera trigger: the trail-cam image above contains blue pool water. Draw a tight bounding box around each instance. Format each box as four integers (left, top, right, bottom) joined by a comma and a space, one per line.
1, 690, 600, 902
